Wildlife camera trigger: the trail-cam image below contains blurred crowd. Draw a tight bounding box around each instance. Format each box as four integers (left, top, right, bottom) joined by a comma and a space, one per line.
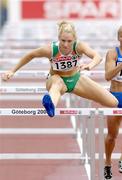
0, 0, 8, 29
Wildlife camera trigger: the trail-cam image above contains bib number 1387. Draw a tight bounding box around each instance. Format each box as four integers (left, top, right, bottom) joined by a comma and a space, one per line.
55, 60, 77, 70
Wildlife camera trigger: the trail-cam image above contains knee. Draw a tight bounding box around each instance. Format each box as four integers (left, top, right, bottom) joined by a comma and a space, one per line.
46, 75, 62, 90
51, 83, 61, 90
106, 134, 117, 142
110, 98, 119, 108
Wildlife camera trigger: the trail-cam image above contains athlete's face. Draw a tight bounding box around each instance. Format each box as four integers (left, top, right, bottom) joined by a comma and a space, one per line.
59, 32, 75, 53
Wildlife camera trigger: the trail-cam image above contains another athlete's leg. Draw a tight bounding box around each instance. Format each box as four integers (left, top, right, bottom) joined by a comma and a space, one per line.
72, 75, 118, 107
119, 154, 122, 173
105, 116, 121, 165
104, 116, 121, 179
42, 75, 67, 117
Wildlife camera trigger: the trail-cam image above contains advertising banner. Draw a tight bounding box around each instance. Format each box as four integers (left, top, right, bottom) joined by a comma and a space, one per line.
21, 0, 121, 19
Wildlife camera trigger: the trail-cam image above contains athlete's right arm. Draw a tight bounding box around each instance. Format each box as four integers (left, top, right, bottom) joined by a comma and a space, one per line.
2, 45, 51, 81
105, 49, 122, 81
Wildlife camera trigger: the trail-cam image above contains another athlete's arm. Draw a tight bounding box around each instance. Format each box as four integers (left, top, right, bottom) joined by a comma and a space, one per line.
76, 42, 102, 70
105, 49, 122, 81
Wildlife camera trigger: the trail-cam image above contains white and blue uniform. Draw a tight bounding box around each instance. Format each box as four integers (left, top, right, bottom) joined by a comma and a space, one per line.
111, 47, 122, 108
112, 47, 122, 82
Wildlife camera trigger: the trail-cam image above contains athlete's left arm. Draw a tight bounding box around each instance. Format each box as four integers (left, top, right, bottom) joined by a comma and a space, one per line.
76, 42, 102, 70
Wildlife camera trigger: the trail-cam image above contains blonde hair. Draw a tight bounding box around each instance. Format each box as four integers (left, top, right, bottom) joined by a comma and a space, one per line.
118, 26, 122, 34
58, 21, 77, 40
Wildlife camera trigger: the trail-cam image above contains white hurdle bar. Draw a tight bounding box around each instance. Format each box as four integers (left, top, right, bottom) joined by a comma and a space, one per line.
0, 70, 49, 78
0, 86, 46, 94
0, 108, 95, 116
0, 85, 109, 97
0, 70, 105, 78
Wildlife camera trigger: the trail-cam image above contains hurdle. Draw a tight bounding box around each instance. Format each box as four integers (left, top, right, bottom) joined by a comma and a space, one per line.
97, 108, 122, 179
71, 107, 122, 180
0, 70, 49, 78
0, 70, 105, 78
0, 84, 109, 102
0, 107, 97, 180
1, 107, 119, 180
1, 103, 121, 179
0, 83, 119, 180
0, 86, 46, 94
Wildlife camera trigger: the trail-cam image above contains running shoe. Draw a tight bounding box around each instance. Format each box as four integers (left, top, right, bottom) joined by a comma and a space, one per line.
104, 166, 112, 179
42, 94, 55, 117
118, 160, 122, 173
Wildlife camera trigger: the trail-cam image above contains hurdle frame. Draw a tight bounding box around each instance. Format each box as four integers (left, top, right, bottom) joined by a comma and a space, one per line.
1, 107, 121, 180
0, 107, 97, 180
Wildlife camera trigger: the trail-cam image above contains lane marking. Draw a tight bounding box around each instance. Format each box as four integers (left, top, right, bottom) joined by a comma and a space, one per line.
0, 128, 76, 135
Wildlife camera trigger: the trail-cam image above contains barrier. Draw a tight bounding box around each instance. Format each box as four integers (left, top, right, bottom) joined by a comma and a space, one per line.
0, 85, 109, 95
0, 86, 46, 93
0, 107, 96, 180
0, 70, 105, 78
0, 108, 95, 116
98, 108, 122, 115
1, 105, 121, 180
0, 70, 49, 78
2, 107, 119, 180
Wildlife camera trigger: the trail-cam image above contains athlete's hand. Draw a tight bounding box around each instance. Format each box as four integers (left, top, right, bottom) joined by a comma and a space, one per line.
79, 64, 91, 71
1, 71, 14, 81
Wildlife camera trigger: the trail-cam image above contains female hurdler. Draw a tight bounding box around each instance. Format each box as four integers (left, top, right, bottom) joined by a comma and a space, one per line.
2, 21, 118, 117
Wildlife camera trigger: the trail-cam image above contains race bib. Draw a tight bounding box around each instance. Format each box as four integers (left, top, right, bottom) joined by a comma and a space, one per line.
52, 59, 78, 71
112, 61, 122, 82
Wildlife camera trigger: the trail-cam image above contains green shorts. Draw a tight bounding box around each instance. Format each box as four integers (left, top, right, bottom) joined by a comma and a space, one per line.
61, 72, 80, 92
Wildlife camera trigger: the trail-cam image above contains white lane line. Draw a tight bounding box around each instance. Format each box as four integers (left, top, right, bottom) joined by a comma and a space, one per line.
0, 153, 120, 160
95, 153, 121, 159
0, 153, 84, 160
0, 128, 76, 135
0, 127, 122, 135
